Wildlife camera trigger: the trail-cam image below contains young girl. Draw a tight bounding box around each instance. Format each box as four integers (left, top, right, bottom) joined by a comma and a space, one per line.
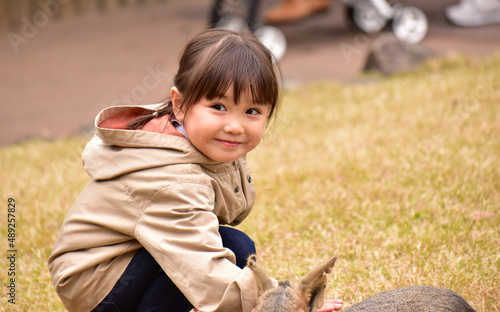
49, 29, 343, 312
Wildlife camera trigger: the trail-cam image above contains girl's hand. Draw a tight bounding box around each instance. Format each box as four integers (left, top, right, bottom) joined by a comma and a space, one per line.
317, 298, 344, 311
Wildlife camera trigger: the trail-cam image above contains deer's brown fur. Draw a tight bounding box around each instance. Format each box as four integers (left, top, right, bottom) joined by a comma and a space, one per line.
247, 255, 477, 312
248, 255, 337, 312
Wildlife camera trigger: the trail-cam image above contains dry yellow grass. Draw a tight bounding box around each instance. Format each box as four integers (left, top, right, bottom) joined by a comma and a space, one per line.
0, 53, 498, 311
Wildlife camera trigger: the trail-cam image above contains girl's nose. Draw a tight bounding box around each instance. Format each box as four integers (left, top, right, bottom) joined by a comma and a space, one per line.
223, 119, 244, 134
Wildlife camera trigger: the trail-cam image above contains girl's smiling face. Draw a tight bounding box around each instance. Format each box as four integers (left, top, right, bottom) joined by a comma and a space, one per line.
172, 86, 269, 163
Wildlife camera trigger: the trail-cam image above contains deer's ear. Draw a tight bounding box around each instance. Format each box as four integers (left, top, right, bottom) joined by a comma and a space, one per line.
247, 255, 275, 297
296, 256, 337, 312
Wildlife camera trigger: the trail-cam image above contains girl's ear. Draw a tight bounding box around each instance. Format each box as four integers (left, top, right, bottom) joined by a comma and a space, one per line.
171, 87, 185, 122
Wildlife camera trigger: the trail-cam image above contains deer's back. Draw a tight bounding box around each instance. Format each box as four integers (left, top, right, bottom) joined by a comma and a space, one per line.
343, 285, 476, 312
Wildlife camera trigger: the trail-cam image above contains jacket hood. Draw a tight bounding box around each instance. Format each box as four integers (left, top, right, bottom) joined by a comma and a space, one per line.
83, 104, 221, 180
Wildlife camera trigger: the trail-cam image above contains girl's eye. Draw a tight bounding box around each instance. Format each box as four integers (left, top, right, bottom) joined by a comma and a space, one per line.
211, 104, 226, 111
246, 108, 261, 115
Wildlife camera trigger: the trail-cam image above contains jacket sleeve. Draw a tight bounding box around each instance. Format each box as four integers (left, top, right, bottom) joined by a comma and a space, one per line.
134, 182, 259, 312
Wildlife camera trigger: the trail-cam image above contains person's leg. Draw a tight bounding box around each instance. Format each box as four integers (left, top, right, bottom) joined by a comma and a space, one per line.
265, 0, 330, 24
92, 248, 164, 312
94, 228, 255, 312
136, 272, 193, 312
92, 248, 192, 312
136, 227, 255, 311
219, 226, 256, 269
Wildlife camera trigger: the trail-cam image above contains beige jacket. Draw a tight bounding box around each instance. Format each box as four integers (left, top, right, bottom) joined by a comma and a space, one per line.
48, 104, 261, 312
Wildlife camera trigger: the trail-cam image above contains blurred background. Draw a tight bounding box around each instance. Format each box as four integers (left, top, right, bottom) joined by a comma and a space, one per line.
1, 0, 499, 146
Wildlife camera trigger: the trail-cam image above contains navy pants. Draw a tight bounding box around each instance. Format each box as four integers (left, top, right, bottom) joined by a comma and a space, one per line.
92, 226, 255, 312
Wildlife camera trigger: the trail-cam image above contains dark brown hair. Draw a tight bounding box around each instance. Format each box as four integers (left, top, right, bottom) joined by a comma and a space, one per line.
129, 28, 281, 130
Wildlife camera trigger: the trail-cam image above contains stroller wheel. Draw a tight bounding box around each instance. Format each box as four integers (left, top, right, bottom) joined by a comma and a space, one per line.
213, 15, 287, 61
349, 0, 388, 34
254, 25, 287, 61
392, 5, 428, 43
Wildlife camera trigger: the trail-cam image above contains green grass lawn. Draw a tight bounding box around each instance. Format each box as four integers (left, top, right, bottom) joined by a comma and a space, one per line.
1, 54, 499, 311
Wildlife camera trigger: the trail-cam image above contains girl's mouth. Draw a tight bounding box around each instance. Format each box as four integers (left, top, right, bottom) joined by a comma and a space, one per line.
217, 139, 241, 148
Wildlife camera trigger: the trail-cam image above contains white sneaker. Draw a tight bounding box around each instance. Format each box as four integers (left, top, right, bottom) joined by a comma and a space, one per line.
446, 0, 500, 26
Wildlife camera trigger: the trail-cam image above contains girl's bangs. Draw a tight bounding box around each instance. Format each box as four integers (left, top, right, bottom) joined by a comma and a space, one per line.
189, 38, 279, 112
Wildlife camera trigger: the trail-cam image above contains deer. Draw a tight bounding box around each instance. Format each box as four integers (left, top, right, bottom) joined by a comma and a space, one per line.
247, 255, 477, 312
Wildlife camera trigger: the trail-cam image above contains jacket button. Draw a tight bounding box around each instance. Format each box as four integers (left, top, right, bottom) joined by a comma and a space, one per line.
247, 175, 252, 183
234, 186, 240, 193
